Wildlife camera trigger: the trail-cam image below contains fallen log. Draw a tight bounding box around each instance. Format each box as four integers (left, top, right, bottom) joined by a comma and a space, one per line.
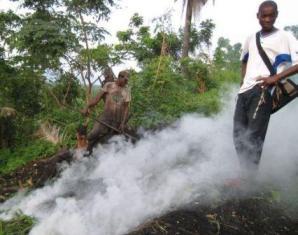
0, 149, 73, 202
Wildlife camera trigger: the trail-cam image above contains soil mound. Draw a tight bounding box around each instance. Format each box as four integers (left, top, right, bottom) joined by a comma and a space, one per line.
127, 197, 298, 235
0, 149, 72, 202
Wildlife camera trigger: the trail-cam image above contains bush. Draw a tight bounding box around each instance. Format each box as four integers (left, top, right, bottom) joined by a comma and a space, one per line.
0, 214, 35, 235
0, 140, 58, 175
128, 56, 221, 128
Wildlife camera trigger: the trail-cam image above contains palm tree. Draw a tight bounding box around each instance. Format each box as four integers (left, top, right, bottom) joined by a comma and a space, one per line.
180, 0, 211, 58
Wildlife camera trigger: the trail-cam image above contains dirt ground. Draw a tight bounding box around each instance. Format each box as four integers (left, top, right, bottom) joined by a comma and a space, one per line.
1, 149, 298, 235
0, 148, 72, 202
127, 196, 298, 235
0, 129, 139, 202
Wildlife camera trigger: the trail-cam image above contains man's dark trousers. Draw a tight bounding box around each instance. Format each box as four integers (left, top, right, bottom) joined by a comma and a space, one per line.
233, 85, 273, 172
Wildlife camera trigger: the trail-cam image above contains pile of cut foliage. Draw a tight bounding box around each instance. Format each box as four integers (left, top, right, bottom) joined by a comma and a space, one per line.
1, 154, 298, 235
0, 149, 72, 203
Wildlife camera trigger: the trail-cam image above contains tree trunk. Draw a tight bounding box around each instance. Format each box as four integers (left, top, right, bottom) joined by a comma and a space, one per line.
78, 10, 92, 101
182, 0, 193, 58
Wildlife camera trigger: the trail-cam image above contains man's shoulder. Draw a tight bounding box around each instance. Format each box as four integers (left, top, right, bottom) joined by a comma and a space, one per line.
103, 81, 116, 90
243, 33, 255, 44
120, 85, 131, 95
277, 29, 297, 41
248, 32, 256, 39
270, 30, 298, 47
276, 29, 290, 35
105, 81, 116, 86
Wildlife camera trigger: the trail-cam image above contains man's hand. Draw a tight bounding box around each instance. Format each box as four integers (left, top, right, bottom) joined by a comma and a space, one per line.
80, 108, 90, 117
257, 75, 278, 87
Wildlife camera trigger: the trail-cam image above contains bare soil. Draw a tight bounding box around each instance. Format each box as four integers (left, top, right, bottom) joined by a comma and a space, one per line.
0, 148, 72, 202
127, 196, 298, 235
1, 147, 298, 235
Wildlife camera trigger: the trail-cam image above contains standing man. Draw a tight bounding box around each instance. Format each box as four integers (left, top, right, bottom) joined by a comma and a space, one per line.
233, 1, 298, 177
81, 70, 131, 155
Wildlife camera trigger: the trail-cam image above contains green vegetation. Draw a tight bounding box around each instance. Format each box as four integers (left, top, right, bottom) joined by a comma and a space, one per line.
0, 5, 245, 177
0, 1, 297, 233
0, 140, 58, 175
129, 56, 222, 128
0, 214, 35, 235
0, 0, 296, 177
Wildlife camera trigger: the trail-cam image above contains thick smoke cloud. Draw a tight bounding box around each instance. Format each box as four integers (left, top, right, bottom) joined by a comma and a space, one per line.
1, 89, 297, 235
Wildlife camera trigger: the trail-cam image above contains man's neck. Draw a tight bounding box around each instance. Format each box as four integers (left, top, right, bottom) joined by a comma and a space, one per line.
115, 81, 124, 87
261, 27, 277, 36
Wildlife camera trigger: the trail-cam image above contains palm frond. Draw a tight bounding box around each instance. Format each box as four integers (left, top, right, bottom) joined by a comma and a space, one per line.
180, 0, 212, 18
192, 0, 208, 19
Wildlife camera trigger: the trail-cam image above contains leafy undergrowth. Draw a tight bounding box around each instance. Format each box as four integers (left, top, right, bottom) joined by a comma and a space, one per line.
0, 149, 72, 234
0, 140, 58, 175
0, 213, 35, 235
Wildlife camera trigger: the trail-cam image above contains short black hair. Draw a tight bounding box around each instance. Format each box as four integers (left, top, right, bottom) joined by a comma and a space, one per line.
259, 1, 278, 13
118, 70, 129, 79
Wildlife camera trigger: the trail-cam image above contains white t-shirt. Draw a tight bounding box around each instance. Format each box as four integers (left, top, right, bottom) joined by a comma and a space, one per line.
239, 29, 298, 94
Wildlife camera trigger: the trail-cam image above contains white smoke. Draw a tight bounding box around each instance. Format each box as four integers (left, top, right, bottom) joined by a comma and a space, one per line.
1, 89, 298, 235
259, 100, 298, 183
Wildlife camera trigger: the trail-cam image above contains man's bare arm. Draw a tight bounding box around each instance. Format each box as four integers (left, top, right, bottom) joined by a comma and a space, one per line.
87, 90, 105, 108
81, 90, 106, 115
240, 62, 247, 86
257, 64, 298, 86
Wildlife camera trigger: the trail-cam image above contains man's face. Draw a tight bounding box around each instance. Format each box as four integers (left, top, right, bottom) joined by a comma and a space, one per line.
257, 5, 278, 32
117, 74, 129, 87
